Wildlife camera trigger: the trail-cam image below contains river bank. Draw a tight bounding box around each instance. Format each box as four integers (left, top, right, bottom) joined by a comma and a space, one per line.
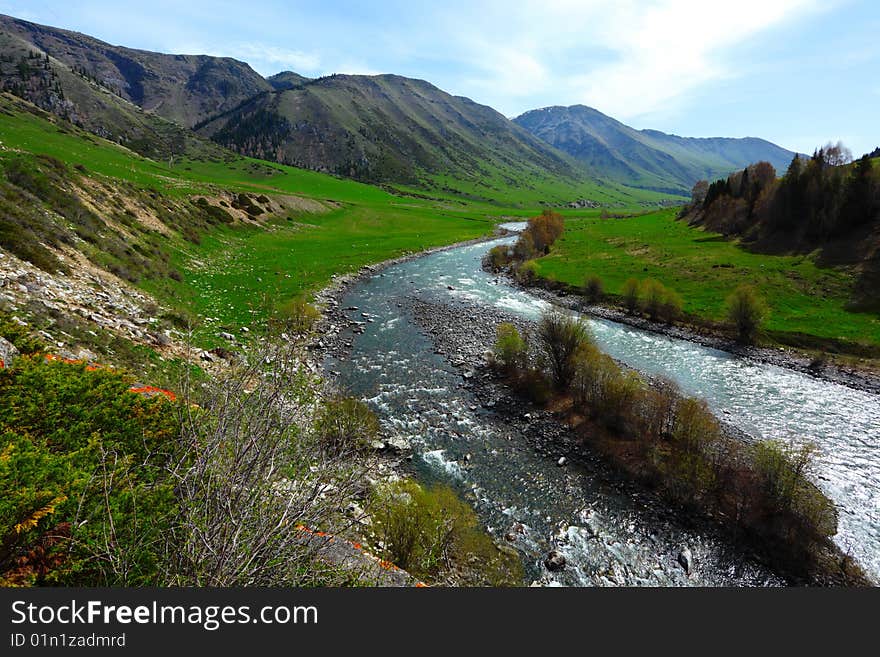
313, 231, 878, 585
496, 270, 880, 396
401, 294, 870, 585
314, 245, 783, 585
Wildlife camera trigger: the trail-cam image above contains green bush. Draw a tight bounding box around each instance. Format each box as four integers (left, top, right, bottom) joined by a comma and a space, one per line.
660, 287, 683, 322
622, 277, 641, 314
642, 279, 665, 319
571, 344, 642, 430
584, 275, 603, 303
486, 245, 511, 271
536, 310, 592, 389
752, 440, 835, 536
726, 284, 768, 344
515, 259, 539, 283
370, 480, 521, 585
315, 396, 379, 456
493, 323, 527, 373
0, 357, 178, 586
274, 296, 321, 334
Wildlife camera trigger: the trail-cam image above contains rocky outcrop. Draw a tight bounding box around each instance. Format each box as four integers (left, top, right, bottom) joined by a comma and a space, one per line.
0, 334, 18, 367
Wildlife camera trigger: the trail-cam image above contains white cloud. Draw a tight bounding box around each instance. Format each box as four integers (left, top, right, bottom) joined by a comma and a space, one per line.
224, 44, 320, 74
434, 0, 830, 119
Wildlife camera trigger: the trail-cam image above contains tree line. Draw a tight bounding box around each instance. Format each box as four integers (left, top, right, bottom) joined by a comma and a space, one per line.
686, 142, 880, 246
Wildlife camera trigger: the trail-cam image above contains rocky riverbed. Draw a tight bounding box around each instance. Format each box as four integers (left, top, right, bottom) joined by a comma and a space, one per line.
317, 256, 790, 585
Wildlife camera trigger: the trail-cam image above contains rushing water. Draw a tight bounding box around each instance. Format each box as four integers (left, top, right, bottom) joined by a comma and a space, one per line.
326, 229, 880, 583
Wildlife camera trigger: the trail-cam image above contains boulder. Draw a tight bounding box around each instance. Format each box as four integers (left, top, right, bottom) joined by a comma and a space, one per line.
0, 336, 19, 368
678, 547, 693, 574
505, 523, 526, 542
544, 550, 566, 572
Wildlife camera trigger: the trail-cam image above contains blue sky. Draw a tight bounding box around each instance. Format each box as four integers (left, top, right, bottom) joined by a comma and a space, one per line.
1, 0, 877, 155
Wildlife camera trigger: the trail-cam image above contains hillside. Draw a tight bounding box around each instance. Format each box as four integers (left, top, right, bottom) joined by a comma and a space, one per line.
196, 73, 653, 205
514, 105, 796, 194
0, 14, 271, 128
267, 71, 311, 90
0, 23, 235, 161
0, 15, 682, 207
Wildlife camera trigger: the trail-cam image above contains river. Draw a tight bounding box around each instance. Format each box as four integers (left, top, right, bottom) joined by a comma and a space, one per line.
324, 228, 880, 584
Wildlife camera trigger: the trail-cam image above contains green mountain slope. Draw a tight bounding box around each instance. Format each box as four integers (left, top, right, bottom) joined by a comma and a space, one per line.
0, 15, 680, 207
195, 73, 661, 205
0, 25, 233, 161
267, 71, 311, 90
0, 13, 271, 128
514, 105, 796, 194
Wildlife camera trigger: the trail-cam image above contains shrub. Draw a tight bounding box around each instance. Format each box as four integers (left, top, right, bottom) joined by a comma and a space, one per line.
536, 310, 592, 389
0, 357, 178, 586
493, 323, 527, 374
274, 296, 321, 334
642, 279, 663, 319
520, 367, 553, 404
598, 369, 643, 432
660, 287, 683, 322
170, 338, 372, 586
636, 376, 680, 441
726, 284, 767, 344
525, 209, 564, 254
315, 396, 380, 456
370, 480, 521, 585
751, 440, 834, 535
584, 275, 603, 303
513, 231, 536, 261
486, 245, 511, 271
622, 277, 641, 314
515, 259, 539, 283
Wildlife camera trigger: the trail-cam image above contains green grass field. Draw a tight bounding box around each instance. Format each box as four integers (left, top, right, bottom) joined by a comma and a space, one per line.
150, 203, 493, 330
533, 209, 880, 347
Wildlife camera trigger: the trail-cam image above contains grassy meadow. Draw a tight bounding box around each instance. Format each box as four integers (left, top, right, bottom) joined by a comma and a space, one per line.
533, 209, 880, 348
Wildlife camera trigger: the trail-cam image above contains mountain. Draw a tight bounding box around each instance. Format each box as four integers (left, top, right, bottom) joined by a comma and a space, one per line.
267, 71, 311, 90
0, 13, 712, 205
196, 73, 605, 200
514, 105, 797, 194
0, 14, 271, 128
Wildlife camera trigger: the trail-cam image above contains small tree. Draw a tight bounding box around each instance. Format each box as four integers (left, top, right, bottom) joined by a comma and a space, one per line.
584, 274, 603, 304
622, 277, 641, 314
660, 287, 683, 322
536, 310, 592, 389
691, 180, 709, 207
315, 396, 380, 456
642, 279, 666, 320
726, 284, 767, 344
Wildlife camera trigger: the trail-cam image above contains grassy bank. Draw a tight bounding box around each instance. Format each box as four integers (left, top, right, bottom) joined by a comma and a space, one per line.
528, 209, 880, 354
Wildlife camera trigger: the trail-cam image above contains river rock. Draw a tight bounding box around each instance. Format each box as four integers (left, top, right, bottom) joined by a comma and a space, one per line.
678, 547, 693, 574
505, 522, 526, 542
557, 456, 567, 467
544, 550, 567, 572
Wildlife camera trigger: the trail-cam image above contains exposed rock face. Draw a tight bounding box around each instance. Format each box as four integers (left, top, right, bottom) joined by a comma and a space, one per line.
0, 14, 272, 128
0, 247, 182, 358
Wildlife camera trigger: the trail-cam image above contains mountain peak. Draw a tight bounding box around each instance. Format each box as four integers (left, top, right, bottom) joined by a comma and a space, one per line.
514, 104, 795, 193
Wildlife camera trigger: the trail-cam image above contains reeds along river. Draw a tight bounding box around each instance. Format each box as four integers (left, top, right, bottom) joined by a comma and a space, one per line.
325, 229, 880, 585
